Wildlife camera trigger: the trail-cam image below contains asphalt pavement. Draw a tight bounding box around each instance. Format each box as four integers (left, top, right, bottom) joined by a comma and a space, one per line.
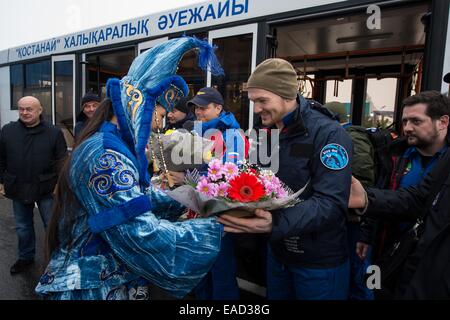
0, 196, 45, 300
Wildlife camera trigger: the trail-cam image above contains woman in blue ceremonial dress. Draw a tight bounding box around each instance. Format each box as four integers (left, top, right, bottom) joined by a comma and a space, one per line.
35, 37, 226, 300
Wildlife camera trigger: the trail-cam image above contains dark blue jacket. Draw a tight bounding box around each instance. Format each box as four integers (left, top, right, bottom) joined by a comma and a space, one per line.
196, 111, 249, 163
269, 95, 353, 268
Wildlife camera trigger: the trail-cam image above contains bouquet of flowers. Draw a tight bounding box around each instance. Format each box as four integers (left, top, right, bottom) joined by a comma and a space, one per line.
148, 129, 214, 172
165, 159, 307, 218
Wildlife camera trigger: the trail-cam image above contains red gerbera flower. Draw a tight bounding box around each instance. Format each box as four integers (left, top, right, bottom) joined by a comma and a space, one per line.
228, 172, 265, 202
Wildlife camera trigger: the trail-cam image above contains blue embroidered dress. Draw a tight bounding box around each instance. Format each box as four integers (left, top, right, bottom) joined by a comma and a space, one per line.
35, 37, 225, 300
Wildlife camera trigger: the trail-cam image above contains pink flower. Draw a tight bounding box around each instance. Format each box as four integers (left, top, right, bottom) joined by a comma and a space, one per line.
265, 182, 278, 196
196, 177, 218, 197
261, 175, 286, 198
269, 176, 289, 198
208, 159, 224, 182
274, 185, 288, 198
223, 162, 239, 180
216, 182, 229, 197
271, 176, 283, 187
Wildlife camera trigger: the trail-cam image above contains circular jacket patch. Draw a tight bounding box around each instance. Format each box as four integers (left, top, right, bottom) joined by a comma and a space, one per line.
320, 143, 349, 170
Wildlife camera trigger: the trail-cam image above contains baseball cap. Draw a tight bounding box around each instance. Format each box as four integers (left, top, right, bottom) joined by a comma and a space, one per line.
188, 87, 224, 107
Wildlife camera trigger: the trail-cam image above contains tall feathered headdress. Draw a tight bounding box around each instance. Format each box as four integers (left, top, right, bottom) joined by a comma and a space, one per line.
106, 36, 224, 187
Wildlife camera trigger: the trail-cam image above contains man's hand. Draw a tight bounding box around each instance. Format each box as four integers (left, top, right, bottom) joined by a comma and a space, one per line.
356, 242, 370, 260
0, 183, 5, 196
348, 176, 367, 209
217, 209, 272, 233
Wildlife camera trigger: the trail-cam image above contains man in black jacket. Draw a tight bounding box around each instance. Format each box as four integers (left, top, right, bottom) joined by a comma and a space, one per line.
219, 59, 353, 300
349, 133, 450, 298
0, 96, 67, 274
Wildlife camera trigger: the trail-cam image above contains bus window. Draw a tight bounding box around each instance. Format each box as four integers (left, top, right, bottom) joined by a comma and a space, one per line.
324, 79, 353, 124
174, 32, 208, 99
212, 34, 253, 130
362, 78, 398, 128
10, 61, 52, 123
54, 60, 74, 144
299, 74, 315, 99
85, 48, 135, 99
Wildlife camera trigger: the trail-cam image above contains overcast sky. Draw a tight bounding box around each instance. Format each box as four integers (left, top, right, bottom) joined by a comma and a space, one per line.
0, 0, 204, 51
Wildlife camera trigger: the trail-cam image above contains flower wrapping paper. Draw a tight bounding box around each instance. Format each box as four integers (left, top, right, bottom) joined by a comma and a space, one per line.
148, 130, 215, 172
165, 182, 308, 218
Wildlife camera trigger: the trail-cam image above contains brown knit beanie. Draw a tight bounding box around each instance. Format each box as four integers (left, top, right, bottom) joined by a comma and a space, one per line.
246, 58, 299, 99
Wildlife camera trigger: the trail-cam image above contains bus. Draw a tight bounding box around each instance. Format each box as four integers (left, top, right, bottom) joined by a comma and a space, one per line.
1, 0, 449, 297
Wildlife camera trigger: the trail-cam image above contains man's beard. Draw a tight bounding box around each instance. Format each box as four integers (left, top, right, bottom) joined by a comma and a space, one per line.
407, 129, 438, 148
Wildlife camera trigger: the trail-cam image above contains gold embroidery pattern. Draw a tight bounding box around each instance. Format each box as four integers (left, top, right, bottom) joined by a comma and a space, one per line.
124, 81, 143, 119
164, 86, 183, 110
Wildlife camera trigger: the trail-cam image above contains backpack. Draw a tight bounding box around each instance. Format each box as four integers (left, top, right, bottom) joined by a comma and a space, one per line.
366, 127, 401, 188
345, 125, 400, 188
345, 126, 376, 188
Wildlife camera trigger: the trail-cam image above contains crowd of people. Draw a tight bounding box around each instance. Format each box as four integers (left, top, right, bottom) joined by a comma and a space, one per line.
0, 36, 449, 300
